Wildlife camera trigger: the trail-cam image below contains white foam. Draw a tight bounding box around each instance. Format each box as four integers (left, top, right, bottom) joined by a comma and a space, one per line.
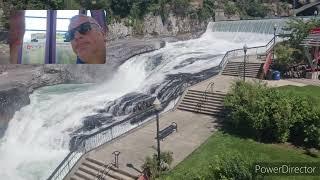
0, 24, 273, 180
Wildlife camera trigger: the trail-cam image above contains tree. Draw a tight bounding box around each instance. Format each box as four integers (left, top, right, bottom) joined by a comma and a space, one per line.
280, 18, 320, 63
281, 18, 320, 49
274, 43, 298, 71
224, 1, 237, 18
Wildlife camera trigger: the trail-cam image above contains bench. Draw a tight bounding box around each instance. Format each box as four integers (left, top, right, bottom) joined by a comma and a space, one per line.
156, 122, 178, 141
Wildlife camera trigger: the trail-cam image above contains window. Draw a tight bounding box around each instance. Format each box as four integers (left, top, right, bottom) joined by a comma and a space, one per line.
56, 10, 79, 64
23, 10, 47, 64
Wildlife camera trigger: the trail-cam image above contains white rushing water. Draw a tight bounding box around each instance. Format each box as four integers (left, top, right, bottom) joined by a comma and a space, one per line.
0, 21, 274, 180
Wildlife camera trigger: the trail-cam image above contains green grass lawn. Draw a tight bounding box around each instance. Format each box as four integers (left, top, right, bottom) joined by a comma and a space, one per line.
161, 85, 320, 180
161, 132, 319, 180
277, 85, 320, 110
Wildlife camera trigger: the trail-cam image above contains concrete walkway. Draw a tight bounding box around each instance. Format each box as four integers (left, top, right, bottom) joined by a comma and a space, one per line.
189, 75, 307, 93
83, 110, 219, 177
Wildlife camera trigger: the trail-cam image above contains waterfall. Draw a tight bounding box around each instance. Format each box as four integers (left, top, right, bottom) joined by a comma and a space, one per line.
0, 19, 277, 180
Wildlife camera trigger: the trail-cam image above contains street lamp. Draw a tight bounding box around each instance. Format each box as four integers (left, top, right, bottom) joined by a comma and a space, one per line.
293, 0, 296, 17
153, 97, 162, 171
243, 44, 247, 81
273, 24, 277, 61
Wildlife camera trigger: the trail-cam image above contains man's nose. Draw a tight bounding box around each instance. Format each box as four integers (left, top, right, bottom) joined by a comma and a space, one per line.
74, 31, 84, 40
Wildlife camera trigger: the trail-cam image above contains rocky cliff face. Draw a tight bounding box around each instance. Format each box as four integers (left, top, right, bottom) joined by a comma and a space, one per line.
107, 13, 210, 41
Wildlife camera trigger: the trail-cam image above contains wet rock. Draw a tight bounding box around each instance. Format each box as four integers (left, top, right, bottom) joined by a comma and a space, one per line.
69, 135, 87, 152
68, 65, 220, 151
0, 85, 30, 137
82, 114, 114, 131
105, 92, 155, 116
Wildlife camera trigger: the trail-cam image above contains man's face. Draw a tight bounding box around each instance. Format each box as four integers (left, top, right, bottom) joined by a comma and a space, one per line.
68, 16, 106, 63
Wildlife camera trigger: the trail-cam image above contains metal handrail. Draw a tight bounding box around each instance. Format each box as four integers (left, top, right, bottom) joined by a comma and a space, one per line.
47, 106, 155, 180
95, 162, 113, 180
195, 82, 214, 112
218, 37, 276, 72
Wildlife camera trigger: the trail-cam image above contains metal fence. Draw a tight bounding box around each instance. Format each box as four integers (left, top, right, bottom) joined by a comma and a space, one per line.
218, 37, 276, 71
47, 107, 154, 180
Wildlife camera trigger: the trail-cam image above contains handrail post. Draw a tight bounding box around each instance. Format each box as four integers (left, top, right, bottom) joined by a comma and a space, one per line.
112, 151, 121, 168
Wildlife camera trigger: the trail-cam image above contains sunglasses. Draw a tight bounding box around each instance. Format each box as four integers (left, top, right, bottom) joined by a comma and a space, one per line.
65, 22, 99, 42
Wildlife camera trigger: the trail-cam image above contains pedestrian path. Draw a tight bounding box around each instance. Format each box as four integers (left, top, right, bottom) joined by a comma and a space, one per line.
66, 110, 219, 179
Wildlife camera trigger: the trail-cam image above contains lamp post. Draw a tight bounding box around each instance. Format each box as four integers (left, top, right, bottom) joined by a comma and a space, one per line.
293, 0, 296, 17
153, 97, 162, 171
273, 24, 277, 62
243, 44, 247, 81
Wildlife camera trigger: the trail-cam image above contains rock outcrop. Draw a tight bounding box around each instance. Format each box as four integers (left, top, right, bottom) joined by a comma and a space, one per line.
107, 13, 209, 41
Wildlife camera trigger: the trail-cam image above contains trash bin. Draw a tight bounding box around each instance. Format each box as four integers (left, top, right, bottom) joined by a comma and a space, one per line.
273, 70, 280, 80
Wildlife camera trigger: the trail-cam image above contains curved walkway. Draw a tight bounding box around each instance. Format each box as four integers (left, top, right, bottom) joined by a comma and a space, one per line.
66, 110, 219, 178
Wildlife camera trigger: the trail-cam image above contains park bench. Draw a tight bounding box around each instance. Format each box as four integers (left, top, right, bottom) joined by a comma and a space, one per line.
156, 122, 178, 141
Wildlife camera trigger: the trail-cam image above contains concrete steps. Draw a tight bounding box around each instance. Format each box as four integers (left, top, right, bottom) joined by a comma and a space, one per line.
69, 157, 138, 180
177, 89, 227, 117
222, 62, 263, 78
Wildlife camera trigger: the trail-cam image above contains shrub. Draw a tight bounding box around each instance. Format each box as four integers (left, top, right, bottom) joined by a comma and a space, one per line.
302, 110, 320, 149
225, 81, 319, 146
141, 151, 173, 179
210, 152, 254, 180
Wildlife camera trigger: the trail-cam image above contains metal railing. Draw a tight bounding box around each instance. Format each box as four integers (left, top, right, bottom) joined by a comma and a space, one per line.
218, 37, 276, 72
47, 106, 155, 180
95, 162, 113, 180
195, 82, 214, 112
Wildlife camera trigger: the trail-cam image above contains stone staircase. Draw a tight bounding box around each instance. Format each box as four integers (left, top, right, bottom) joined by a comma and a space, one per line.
70, 157, 138, 180
222, 61, 263, 78
177, 89, 226, 117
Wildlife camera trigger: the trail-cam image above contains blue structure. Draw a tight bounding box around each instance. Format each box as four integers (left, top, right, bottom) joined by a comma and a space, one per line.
18, 10, 107, 64
273, 70, 281, 80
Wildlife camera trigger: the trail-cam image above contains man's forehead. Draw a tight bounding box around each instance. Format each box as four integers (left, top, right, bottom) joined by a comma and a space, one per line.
69, 16, 97, 30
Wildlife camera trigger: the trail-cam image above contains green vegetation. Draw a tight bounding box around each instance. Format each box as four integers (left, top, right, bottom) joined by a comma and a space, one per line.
2, 0, 64, 9
275, 18, 320, 72
224, 2, 238, 19
142, 151, 174, 179
225, 81, 320, 148
161, 132, 319, 180
161, 84, 320, 179
273, 43, 298, 72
